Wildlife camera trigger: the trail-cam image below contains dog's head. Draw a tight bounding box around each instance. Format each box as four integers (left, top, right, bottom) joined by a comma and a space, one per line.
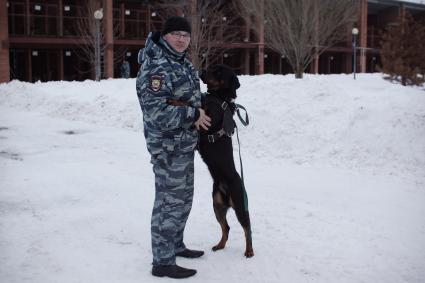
200, 64, 240, 99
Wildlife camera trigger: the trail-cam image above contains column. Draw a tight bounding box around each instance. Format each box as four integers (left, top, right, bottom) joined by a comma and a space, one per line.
120, 2, 125, 38
0, 0, 10, 83
243, 50, 250, 75
28, 49, 32, 82
243, 17, 250, 74
256, 0, 264, 74
59, 49, 64, 80
58, 0, 63, 36
359, 0, 367, 73
103, 0, 114, 78
26, 0, 30, 35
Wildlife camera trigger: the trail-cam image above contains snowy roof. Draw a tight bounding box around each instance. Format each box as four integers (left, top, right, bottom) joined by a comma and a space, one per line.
399, 0, 425, 4
369, 0, 425, 11
370, 0, 425, 5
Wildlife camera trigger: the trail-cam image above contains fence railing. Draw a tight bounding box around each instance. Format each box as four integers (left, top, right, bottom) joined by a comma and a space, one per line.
8, 12, 149, 39
9, 12, 248, 43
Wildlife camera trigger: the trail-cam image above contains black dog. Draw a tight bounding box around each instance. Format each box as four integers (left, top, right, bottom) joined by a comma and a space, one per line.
199, 64, 253, 258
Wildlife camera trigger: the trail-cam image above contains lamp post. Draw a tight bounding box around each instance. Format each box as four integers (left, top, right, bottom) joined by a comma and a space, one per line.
94, 9, 103, 81
352, 27, 359, 80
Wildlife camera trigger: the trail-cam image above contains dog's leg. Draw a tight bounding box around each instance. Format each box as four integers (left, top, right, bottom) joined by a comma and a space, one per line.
243, 215, 254, 258
232, 202, 254, 258
235, 209, 254, 258
212, 189, 230, 252
226, 174, 254, 258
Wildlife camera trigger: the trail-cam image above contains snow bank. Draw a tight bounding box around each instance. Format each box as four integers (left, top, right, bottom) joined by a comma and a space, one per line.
1, 74, 424, 179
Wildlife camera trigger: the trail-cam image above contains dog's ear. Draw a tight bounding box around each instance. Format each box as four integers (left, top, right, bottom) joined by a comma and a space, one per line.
228, 75, 240, 91
217, 64, 240, 91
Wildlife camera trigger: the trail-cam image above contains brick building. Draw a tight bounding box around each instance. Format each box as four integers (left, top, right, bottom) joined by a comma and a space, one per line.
0, 0, 424, 83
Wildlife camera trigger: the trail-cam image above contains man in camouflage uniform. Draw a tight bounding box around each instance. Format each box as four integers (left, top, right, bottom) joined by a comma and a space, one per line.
136, 16, 211, 279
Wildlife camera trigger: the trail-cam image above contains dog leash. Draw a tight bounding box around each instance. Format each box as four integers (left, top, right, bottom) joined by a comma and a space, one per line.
236, 126, 249, 211
235, 103, 250, 211
235, 103, 249, 126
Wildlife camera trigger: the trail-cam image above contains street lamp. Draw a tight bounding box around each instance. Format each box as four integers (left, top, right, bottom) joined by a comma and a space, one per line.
94, 9, 103, 81
352, 27, 359, 80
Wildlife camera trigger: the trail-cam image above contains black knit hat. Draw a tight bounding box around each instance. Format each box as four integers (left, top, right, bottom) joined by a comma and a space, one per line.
162, 16, 191, 35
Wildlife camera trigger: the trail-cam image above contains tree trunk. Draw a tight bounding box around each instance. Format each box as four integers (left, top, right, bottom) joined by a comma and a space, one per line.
295, 64, 303, 79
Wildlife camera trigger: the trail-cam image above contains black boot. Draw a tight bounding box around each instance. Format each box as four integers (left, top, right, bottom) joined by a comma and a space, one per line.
152, 264, 197, 279
176, 248, 205, 258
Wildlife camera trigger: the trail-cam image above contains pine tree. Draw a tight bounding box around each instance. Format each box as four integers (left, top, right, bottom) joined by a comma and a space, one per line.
379, 11, 425, 86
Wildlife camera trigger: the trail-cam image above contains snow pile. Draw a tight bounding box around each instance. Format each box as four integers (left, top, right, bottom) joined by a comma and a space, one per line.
0, 79, 143, 130
235, 74, 425, 178
1, 74, 424, 179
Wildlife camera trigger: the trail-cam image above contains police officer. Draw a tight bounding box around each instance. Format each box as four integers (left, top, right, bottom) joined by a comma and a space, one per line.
136, 16, 211, 279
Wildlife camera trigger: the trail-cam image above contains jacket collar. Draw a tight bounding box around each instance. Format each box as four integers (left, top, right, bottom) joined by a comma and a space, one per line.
158, 36, 186, 62
140, 31, 187, 63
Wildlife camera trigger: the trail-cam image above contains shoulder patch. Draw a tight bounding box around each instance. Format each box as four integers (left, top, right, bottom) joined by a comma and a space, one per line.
149, 75, 164, 92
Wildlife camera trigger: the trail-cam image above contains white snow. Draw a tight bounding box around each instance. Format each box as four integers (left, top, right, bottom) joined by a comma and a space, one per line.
1, 74, 424, 283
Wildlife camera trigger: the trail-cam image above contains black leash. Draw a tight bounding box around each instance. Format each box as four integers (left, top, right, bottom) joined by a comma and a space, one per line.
235, 125, 246, 185
235, 103, 249, 126
235, 104, 250, 211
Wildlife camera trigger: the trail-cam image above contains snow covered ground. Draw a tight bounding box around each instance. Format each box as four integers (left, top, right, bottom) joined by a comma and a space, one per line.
0, 74, 424, 283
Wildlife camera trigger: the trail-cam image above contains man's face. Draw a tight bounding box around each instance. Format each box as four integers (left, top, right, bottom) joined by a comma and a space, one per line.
163, 31, 191, 53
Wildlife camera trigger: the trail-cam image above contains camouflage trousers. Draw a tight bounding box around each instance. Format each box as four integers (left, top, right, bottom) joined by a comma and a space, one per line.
150, 150, 194, 266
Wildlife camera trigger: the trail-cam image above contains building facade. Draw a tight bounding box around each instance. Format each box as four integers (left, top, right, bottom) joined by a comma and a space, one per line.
0, 0, 424, 83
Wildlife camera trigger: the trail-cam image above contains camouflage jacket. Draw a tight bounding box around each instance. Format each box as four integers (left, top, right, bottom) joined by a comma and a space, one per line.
136, 31, 202, 156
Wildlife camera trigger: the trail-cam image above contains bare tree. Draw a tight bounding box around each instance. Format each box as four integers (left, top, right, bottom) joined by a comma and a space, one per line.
189, 0, 241, 68
233, 0, 264, 43
264, 0, 358, 78
149, 0, 241, 69
74, 0, 104, 80
74, 0, 126, 80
